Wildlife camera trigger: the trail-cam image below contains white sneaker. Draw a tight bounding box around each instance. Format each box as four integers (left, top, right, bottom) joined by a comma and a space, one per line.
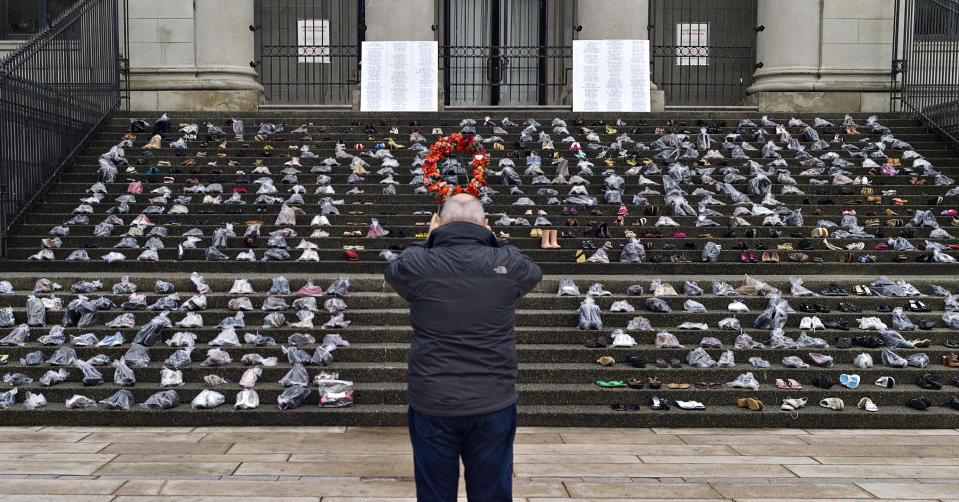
234, 389, 260, 409
726, 372, 760, 390
297, 249, 319, 262
675, 400, 705, 410
857, 397, 878, 412
311, 215, 331, 227
228, 279, 254, 295
799, 316, 813, 330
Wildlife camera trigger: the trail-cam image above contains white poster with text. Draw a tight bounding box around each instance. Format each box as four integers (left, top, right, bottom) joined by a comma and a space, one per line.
676, 23, 708, 66
361, 41, 438, 112
573, 39, 651, 112
297, 19, 330, 63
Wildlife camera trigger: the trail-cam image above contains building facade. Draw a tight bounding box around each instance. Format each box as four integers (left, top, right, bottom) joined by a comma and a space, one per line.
1, 0, 902, 112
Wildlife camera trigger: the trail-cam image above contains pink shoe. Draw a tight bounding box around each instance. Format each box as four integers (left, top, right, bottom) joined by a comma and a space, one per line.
941, 209, 958, 216
673, 232, 686, 238
842, 210, 856, 216
788, 379, 803, 389
873, 243, 889, 250
617, 205, 628, 216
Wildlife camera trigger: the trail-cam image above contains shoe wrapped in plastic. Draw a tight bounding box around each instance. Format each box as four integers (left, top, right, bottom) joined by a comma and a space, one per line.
321, 313, 350, 329
71, 333, 99, 346
39, 368, 68, 386
797, 332, 828, 348
262, 312, 286, 328
191, 389, 225, 409
20, 350, 43, 366
154, 280, 175, 294
0, 306, 15, 328
278, 385, 311, 410
577, 296, 603, 330
239, 366, 262, 388
609, 300, 634, 313
39, 327, 65, 345
881, 348, 908, 368
700, 336, 722, 348
3, 372, 31, 386
113, 357, 136, 386
853, 353, 874, 368
47, 347, 77, 366
166, 331, 197, 347
717, 350, 735, 367
75, 359, 103, 386
557, 279, 580, 296
279, 363, 310, 387
311, 345, 335, 366
317, 379, 354, 408
164, 347, 193, 368
22, 391, 46, 409
99, 389, 134, 410
683, 299, 706, 313
734, 331, 764, 348
0, 324, 30, 346
900, 306, 926, 326
133, 312, 171, 346
325, 277, 350, 297
782, 355, 808, 368
906, 353, 929, 368
655, 331, 683, 348
235, 388, 260, 409
879, 329, 915, 349
609, 329, 636, 347
789, 277, 817, 296
204, 375, 229, 387
701, 242, 721, 262
621, 315, 650, 331
753, 296, 790, 331
619, 239, 645, 263
720, 317, 742, 330
122, 344, 150, 367
748, 356, 771, 368
683, 281, 704, 296
25, 296, 46, 327
645, 297, 670, 313
66, 394, 96, 409
141, 390, 180, 410
686, 348, 716, 367
202, 348, 232, 367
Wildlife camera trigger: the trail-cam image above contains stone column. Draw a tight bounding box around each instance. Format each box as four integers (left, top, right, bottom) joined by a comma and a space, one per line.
127, 0, 262, 111
748, 0, 893, 112
576, 0, 664, 111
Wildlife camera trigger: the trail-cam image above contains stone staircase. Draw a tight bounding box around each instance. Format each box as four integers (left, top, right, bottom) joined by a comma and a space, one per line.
1, 111, 958, 427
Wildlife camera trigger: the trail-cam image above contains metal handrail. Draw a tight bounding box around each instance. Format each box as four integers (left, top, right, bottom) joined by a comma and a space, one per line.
0, 0, 125, 256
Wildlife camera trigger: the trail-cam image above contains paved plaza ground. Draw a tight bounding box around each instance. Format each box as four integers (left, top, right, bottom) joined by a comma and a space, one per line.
2, 426, 959, 501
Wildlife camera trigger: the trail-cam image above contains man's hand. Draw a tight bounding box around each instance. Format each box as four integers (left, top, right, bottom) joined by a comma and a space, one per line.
426, 213, 440, 238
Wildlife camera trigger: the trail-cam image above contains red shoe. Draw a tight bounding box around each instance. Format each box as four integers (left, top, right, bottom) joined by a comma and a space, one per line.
740, 250, 748, 263
345, 250, 360, 261
749, 250, 758, 263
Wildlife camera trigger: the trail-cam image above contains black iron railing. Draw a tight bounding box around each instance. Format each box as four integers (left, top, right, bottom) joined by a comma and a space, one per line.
253, 0, 365, 106
648, 0, 760, 107
892, 0, 959, 150
0, 0, 124, 255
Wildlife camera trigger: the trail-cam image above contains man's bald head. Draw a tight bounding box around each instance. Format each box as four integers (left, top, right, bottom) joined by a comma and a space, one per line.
438, 194, 486, 225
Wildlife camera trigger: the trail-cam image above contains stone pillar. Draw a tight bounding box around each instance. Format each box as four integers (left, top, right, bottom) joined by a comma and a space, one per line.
748, 0, 893, 112
127, 0, 262, 111
576, 0, 664, 111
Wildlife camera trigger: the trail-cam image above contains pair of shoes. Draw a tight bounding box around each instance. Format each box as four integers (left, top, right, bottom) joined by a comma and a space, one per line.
737, 397, 763, 411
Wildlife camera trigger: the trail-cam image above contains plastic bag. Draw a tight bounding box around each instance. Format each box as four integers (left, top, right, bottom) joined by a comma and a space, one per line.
557, 279, 580, 296
278, 385, 311, 410
133, 312, 172, 346
113, 357, 136, 386
100, 389, 134, 410
76, 359, 104, 386
47, 347, 77, 366
720, 318, 742, 330
165, 347, 193, 368
577, 296, 603, 330
321, 313, 350, 329
317, 379, 354, 408
789, 277, 817, 296
160, 366, 184, 386
683, 299, 707, 313
279, 363, 310, 387
202, 348, 232, 367
235, 388, 260, 409
655, 331, 683, 348
734, 332, 763, 348
753, 296, 790, 331
891, 307, 917, 331
141, 390, 180, 409
66, 394, 96, 409
39, 368, 68, 387
311, 345, 335, 366
3, 372, 32, 386
701, 242, 720, 262
619, 239, 646, 263
23, 391, 47, 409
326, 277, 350, 296
626, 316, 652, 331
20, 350, 43, 366
0, 324, 29, 346
645, 298, 671, 313
0, 306, 14, 327
879, 329, 915, 349
26, 296, 45, 326
683, 281, 704, 296
123, 344, 151, 367
906, 353, 930, 368
155, 280, 175, 294
269, 276, 291, 294
686, 348, 717, 368
190, 389, 225, 409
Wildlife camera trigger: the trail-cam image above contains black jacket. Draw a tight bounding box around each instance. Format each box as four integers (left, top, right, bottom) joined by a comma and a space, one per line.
384, 221, 542, 417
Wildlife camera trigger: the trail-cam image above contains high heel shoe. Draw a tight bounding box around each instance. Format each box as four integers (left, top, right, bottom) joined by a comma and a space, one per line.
749, 250, 758, 263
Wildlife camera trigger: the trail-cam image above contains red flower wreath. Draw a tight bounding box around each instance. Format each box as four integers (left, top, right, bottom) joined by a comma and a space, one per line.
422, 133, 489, 202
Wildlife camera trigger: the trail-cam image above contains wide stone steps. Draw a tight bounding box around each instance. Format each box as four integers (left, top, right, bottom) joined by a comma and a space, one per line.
1, 111, 957, 426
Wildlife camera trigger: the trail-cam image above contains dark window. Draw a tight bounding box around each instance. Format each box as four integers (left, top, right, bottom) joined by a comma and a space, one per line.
914, 0, 959, 41
2, 0, 77, 39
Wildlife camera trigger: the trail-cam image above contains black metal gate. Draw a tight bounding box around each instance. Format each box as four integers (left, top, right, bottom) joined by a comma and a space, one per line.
438, 0, 574, 107
891, 0, 959, 150
648, 0, 759, 107
252, 0, 364, 106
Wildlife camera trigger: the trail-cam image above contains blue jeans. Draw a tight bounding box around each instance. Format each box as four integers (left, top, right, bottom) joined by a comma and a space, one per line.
408, 404, 517, 502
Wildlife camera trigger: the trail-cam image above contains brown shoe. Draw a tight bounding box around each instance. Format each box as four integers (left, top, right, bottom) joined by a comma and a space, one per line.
840, 252, 853, 263
942, 353, 959, 367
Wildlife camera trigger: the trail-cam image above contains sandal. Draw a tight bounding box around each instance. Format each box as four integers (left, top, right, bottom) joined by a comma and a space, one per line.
648, 376, 662, 389
627, 378, 644, 389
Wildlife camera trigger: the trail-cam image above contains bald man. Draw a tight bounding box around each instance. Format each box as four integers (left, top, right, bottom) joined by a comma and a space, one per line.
385, 194, 542, 502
